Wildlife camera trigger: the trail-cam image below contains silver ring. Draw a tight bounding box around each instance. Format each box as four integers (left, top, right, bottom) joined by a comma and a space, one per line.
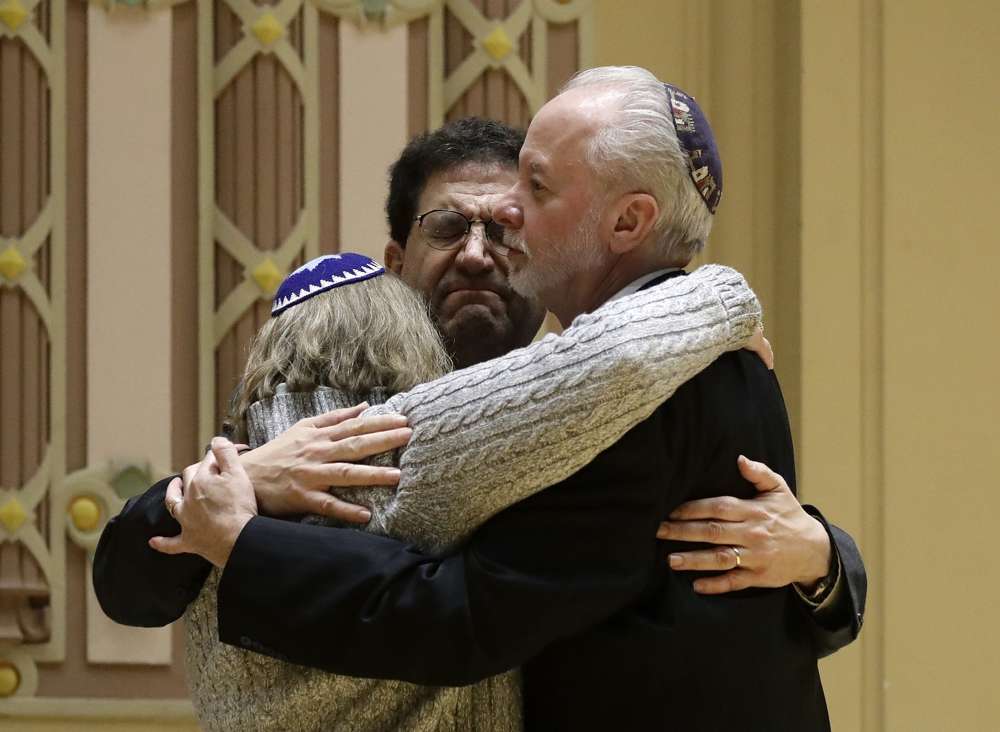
732, 546, 742, 568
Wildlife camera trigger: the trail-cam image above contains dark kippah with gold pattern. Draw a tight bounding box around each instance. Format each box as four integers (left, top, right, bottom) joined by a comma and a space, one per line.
663, 82, 723, 214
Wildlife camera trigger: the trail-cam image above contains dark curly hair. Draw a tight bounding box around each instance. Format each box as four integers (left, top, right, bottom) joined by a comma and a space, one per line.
386, 118, 525, 246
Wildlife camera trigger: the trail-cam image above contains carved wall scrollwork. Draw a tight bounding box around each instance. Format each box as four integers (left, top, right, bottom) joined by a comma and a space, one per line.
0, 0, 591, 717
198, 0, 593, 440
0, 0, 66, 699
198, 0, 322, 440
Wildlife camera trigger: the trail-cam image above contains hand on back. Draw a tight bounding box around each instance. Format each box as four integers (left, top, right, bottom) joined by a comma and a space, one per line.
657, 456, 831, 594
238, 404, 412, 523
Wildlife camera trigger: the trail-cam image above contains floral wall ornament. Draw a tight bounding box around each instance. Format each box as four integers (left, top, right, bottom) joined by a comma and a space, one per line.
249, 11, 286, 49
0, 662, 20, 697
0, 245, 28, 283
0, 0, 29, 34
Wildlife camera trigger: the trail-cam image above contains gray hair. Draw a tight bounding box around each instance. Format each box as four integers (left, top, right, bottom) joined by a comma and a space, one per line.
560, 66, 713, 264
225, 273, 452, 441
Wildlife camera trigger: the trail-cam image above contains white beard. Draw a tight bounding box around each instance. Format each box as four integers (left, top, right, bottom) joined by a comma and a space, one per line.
507, 209, 606, 301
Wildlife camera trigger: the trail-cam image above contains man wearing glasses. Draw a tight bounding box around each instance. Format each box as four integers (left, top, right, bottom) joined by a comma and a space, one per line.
382, 120, 546, 371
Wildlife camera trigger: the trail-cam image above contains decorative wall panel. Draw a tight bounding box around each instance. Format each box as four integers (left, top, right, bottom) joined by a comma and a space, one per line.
200, 0, 593, 440
199, 0, 321, 441
0, 0, 66, 700
2, 3, 196, 718
0, 0, 592, 718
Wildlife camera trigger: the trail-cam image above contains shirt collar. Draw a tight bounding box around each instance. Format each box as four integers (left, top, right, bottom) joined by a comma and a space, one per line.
606, 268, 682, 304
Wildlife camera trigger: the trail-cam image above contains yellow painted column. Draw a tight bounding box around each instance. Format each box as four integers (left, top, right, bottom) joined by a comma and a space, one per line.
86, 5, 173, 666
799, 1, 872, 728
879, 0, 1000, 728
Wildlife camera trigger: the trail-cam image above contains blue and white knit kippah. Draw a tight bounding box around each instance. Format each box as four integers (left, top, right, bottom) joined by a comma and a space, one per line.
271, 253, 385, 317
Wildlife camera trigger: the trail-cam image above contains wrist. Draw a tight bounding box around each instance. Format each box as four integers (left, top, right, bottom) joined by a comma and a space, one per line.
795, 516, 833, 590
211, 513, 254, 569
240, 448, 286, 516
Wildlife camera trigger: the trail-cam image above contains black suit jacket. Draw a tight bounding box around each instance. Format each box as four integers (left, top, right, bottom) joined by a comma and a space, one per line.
94, 276, 866, 730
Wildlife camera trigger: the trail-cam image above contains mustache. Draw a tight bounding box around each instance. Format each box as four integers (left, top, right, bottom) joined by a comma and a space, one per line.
503, 229, 529, 256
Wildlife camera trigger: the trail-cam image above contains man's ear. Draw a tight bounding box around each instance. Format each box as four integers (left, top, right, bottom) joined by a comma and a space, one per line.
384, 240, 405, 275
608, 193, 659, 255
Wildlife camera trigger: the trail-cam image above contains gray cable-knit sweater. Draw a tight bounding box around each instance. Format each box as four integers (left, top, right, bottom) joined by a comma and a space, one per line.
185, 264, 761, 732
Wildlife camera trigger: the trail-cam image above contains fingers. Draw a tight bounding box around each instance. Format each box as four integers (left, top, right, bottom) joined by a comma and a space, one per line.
195, 448, 219, 483
164, 477, 184, 520
763, 336, 774, 370
692, 571, 756, 595
668, 495, 754, 522
319, 427, 413, 463
181, 461, 200, 490
746, 328, 775, 370
322, 414, 410, 443
148, 534, 187, 555
306, 462, 402, 488
165, 476, 184, 503
298, 491, 373, 524
210, 436, 241, 474
657, 519, 741, 545
736, 454, 787, 493
309, 403, 368, 429
668, 546, 743, 571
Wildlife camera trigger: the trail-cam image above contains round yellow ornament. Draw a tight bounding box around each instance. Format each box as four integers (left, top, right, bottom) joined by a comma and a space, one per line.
69, 496, 101, 532
0, 662, 20, 697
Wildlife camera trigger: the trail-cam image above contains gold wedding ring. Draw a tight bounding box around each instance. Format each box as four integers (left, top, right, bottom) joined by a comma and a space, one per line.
732, 546, 742, 568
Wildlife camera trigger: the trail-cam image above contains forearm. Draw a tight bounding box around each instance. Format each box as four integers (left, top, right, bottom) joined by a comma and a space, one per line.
373, 265, 761, 549
218, 522, 651, 685
217, 417, 667, 684
218, 518, 519, 684
93, 475, 212, 626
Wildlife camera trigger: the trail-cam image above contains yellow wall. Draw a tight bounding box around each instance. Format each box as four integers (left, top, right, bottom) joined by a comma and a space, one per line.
598, 0, 1000, 729
880, 1, 999, 727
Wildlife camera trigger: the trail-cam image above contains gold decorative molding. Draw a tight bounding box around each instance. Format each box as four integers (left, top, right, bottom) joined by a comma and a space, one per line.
0, 495, 29, 534
0, 0, 29, 33
0, 245, 27, 282
0, 649, 38, 701
0, 662, 19, 698
250, 11, 287, 48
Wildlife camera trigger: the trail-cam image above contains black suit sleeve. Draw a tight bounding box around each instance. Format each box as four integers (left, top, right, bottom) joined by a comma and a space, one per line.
92, 475, 212, 627
802, 506, 868, 657
217, 416, 668, 686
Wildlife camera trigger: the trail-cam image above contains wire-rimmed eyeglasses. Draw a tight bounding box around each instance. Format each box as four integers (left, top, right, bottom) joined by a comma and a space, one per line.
413, 209, 512, 256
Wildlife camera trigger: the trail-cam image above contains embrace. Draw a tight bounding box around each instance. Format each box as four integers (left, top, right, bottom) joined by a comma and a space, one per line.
95, 66, 866, 731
